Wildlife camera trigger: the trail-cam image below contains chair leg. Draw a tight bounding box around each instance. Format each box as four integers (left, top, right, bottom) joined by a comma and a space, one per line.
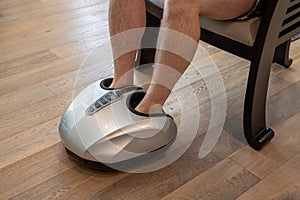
138, 12, 161, 66
273, 40, 293, 68
243, 53, 275, 150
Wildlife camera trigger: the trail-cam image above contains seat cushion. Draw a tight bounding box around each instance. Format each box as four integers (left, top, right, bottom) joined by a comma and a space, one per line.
146, 0, 261, 46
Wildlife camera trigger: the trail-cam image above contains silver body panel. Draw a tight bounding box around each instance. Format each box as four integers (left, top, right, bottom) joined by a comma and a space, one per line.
59, 79, 177, 163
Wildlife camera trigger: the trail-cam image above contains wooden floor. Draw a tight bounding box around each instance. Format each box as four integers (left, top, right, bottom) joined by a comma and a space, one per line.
1, 0, 300, 199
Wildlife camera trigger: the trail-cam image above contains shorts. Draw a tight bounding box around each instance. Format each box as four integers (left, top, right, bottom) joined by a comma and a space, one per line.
235, 0, 266, 20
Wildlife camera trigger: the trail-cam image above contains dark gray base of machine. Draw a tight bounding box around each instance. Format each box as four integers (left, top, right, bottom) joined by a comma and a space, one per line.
65, 148, 117, 172
64, 136, 176, 172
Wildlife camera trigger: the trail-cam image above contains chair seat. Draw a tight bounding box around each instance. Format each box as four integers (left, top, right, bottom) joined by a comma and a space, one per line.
146, 0, 261, 46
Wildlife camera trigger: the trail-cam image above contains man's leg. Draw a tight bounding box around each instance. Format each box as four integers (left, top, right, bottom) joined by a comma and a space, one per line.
135, 0, 257, 113
109, 0, 146, 88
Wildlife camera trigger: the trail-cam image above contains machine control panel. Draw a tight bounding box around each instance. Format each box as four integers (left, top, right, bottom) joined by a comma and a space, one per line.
86, 86, 140, 115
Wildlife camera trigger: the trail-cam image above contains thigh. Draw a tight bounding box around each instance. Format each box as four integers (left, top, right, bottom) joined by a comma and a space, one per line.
193, 0, 258, 20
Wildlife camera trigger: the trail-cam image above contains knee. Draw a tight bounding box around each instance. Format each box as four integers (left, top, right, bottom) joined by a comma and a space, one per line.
164, 0, 197, 17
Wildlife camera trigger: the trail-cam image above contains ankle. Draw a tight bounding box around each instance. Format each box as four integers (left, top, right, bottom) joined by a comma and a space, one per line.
109, 78, 133, 88
135, 102, 163, 114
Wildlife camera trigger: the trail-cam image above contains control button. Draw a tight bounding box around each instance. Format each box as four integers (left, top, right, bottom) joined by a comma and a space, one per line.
99, 97, 108, 104
94, 102, 101, 108
105, 92, 116, 101
115, 91, 122, 96
86, 91, 123, 115
87, 106, 94, 113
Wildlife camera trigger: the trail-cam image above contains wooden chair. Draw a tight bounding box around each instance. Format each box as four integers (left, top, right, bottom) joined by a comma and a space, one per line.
138, 0, 300, 150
